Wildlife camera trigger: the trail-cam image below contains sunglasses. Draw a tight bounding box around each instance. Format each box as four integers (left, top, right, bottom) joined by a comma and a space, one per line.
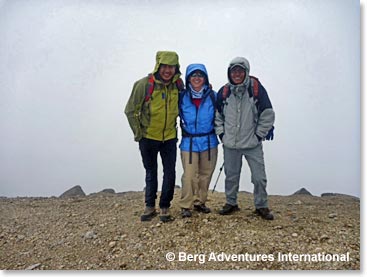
191, 72, 205, 78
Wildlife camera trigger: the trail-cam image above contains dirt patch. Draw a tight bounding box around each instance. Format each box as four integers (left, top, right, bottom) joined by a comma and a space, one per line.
0, 190, 360, 270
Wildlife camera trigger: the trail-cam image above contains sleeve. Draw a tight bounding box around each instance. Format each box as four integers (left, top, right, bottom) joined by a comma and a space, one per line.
255, 82, 275, 138
214, 87, 225, 136
124, 79, 146, 141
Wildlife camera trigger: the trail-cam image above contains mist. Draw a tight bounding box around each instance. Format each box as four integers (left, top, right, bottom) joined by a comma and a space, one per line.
0, 0, 360, 197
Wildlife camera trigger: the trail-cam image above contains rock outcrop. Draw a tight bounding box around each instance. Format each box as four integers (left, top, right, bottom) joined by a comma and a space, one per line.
292, 188, 313, 196
59, 185, 86, 198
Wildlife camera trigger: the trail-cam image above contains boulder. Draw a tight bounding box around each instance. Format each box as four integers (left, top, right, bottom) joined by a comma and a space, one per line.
321, 193, 359, 200
321, 193, 335, 197
59, 185, 86, 198
292, 188, 312, 196
89, 188, 116, 197
100, 188, 115, 194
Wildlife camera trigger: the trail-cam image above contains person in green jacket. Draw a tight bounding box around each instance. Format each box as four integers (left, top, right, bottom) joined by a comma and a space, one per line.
125, 51, 183, 222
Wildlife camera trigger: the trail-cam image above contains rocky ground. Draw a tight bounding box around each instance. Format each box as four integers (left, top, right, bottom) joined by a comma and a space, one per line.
0, 189, 360, 270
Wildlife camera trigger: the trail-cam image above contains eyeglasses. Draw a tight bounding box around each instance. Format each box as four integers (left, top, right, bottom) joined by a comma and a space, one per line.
191, 72, 205, 78
230, 68, 245, 74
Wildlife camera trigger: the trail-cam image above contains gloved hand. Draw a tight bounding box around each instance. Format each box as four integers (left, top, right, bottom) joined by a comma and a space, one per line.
265, 126, 274, 140
219, 133, 224, 142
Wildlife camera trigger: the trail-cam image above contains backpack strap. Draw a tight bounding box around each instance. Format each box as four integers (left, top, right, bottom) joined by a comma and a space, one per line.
176, 78, 185, 91
145, 74, 184, 102
217, 84, 231, 115
250, 76, 259, 98
208, 89, 216, 110
145, 74, 155, 102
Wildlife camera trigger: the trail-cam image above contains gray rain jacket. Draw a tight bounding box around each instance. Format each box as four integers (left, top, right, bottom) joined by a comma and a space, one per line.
215, 57, 275, 149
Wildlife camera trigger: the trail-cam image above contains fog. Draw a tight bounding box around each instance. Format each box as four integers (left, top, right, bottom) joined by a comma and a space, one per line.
0, 0, 360, 197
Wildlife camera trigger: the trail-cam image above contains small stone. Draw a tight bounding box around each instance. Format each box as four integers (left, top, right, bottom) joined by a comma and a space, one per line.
274, 226, 283, 230
292, 233, 298, 237
320, 235, 330, 242
328, 213, 338, 218
26, 263, 41, 270
84, 231, 97, 239
294, 200, 302, 205
109, 241, 117, 248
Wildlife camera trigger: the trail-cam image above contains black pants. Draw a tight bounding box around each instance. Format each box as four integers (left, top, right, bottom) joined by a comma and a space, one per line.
139, 138, 177, 208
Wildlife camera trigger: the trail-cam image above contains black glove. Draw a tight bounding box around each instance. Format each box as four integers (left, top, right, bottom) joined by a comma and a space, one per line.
265, 126, 274, 140
255, 134, 263, 141
219, 133, 224, 142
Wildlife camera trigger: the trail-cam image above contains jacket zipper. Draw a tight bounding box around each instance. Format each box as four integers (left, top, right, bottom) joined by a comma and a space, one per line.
162, 86, 168, 142
195, 93, 207, 132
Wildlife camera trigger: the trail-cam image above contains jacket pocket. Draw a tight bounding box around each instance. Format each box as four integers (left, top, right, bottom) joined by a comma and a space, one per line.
247, 133, 260, 149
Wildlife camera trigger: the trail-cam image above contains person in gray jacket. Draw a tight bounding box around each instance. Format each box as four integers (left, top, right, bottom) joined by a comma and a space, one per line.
215, 57, 275, 220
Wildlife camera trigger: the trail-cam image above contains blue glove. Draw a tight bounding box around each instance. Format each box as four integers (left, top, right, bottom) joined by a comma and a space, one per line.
265, 126, 274, 140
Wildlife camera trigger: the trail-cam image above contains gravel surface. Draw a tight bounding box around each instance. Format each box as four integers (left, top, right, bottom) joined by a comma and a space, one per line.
0, 190, 360, 270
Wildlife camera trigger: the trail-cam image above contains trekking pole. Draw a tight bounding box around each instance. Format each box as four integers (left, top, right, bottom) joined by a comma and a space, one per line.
212, 162, 224, 193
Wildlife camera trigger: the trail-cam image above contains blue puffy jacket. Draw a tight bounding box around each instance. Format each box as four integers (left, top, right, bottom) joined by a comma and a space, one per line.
179, 63, 219, 153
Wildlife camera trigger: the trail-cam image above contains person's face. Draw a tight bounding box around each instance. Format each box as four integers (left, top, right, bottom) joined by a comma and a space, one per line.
230, 66, 246, 85
158, 64, 176, 83
190, 71, 205, 91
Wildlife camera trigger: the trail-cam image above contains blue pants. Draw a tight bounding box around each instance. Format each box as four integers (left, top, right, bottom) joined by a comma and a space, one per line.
139, 138, 177, 209
223, 144, 268, 209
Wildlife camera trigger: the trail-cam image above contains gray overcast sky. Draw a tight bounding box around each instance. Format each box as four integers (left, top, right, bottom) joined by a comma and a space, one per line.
0, 0, 360, 197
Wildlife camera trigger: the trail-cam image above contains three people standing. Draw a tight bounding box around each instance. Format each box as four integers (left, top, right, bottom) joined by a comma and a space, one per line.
125, 52, 275, 222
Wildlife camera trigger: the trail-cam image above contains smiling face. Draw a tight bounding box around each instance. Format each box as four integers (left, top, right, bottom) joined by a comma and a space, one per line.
229, 66, 246, 85
189, 71, 206, 92
158, 64, 176, 84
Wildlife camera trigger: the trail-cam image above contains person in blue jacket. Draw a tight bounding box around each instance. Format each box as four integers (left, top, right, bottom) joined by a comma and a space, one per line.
178, 64, 219, 218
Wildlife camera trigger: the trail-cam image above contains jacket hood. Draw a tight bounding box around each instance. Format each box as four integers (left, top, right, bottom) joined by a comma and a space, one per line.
227, 57, 250, 86
185, 63, 209, 86
153, 51, 181, 82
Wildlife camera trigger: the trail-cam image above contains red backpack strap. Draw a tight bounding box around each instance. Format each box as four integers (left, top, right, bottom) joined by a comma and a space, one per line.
250, 76, 259, 98
217, 84, 231, 115
145, 74, 155, 102
223, 84, 230, 99
146, 75, 184, 102
175, 78, 184, 91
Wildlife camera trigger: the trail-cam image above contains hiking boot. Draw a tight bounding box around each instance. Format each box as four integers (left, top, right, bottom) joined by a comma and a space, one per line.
194, 204, 211, 214
255, 207, 274, 220
218, 203, 240, 215
181, 208, 192, 218
160, 208, 174, 223
140, 206, 157, 222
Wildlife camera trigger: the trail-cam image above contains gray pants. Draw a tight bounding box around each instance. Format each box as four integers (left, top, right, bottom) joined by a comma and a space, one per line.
223, 144, 268, 208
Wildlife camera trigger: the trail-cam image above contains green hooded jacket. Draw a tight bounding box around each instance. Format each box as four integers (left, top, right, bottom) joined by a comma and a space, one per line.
124, 51, 182, 142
